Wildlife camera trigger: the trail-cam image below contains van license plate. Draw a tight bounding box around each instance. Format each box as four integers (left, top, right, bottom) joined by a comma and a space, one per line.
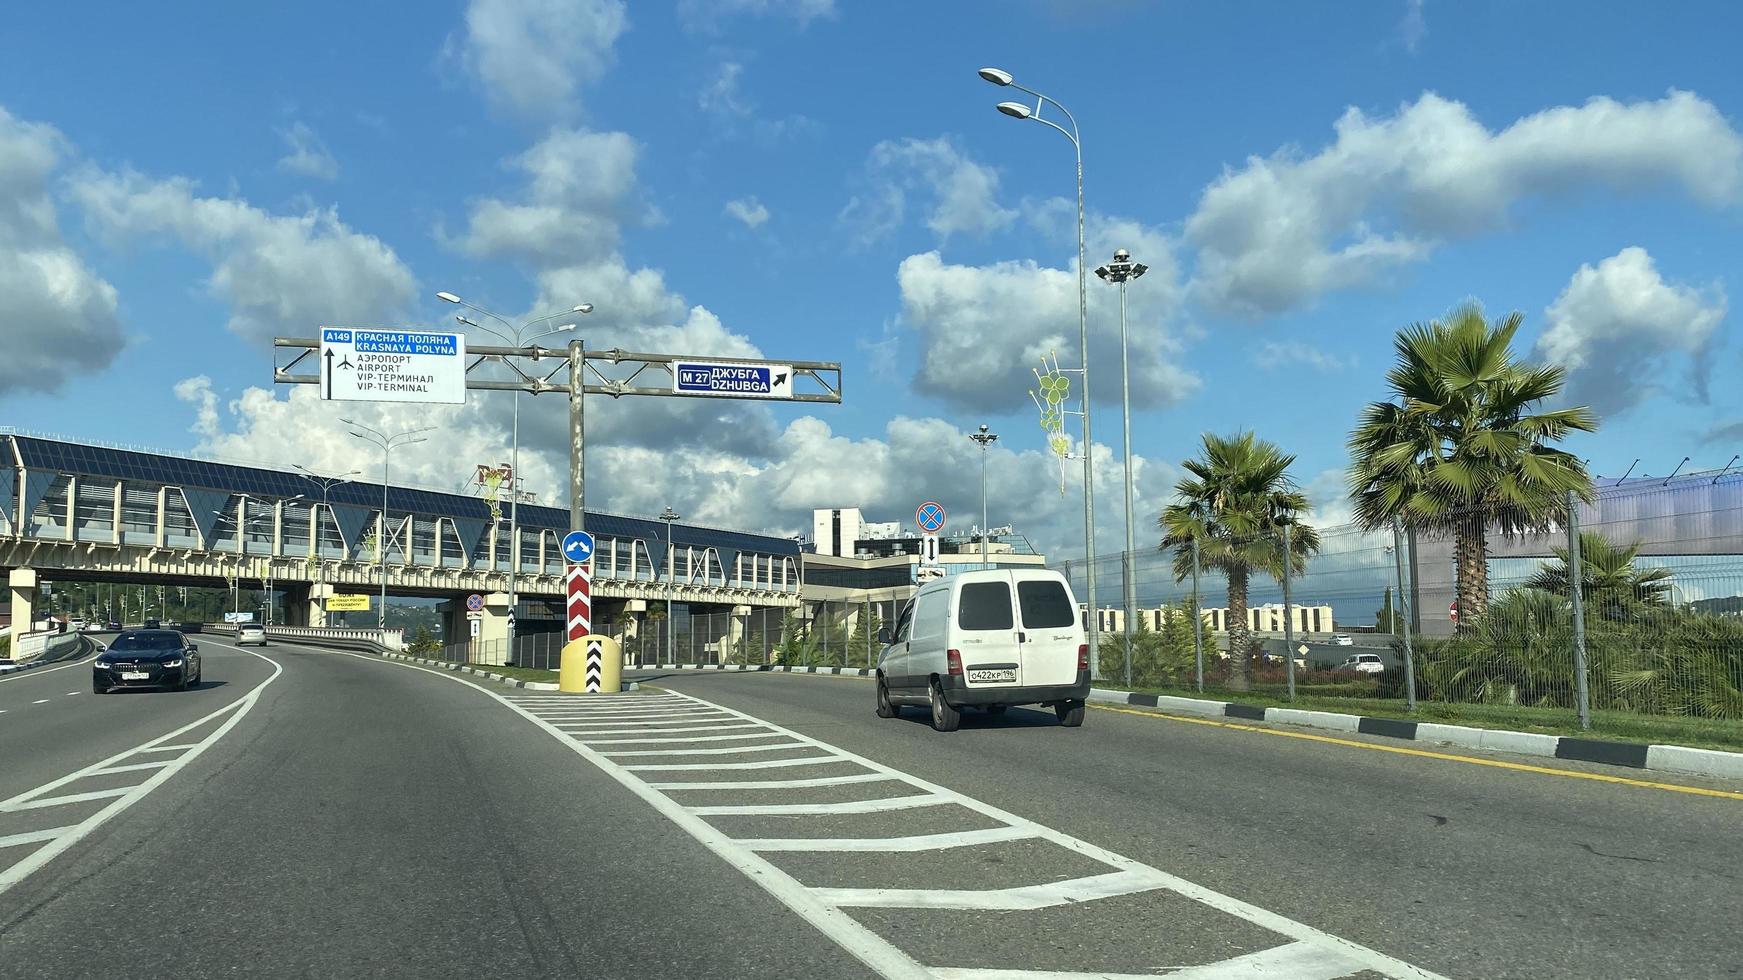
968, 668, 1016, 683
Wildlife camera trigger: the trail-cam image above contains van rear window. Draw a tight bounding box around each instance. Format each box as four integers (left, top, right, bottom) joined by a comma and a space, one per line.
1017, 580, 1075, 628
957, 582, 1014, 630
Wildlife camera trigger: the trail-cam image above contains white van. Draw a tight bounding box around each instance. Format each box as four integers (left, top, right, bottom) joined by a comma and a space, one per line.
876, 568, 1090, 731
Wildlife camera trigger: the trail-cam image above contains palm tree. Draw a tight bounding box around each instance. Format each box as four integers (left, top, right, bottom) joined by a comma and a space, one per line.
1525, 531, 1672, 622
1348, 304, 1597, 629
1160, 432, 1320, 691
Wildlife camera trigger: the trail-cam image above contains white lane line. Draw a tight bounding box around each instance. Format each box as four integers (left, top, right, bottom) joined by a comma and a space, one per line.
31, 700, 49, 705
685, 794, 950, 817
3, 787, 136, 812
88, 760, 175, 776
0, 827, 77, 850
136, 744, 198, 753
577, 732, 790, 746
0, 646, 284, 898
553, 721, 754, 734
927, 940, 1366, 980
330, 650, 933, 980
650, 773, 897, 791
736, 826, 1040, 853
533, 708, 726, 720
65, 692, 79, 697
622, 755, 853, 772
600, 742, 813, 757
813, 869, 1172, 911
0, 649, 100, 684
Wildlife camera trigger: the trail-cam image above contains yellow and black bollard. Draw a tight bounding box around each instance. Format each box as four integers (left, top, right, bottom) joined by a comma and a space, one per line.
560, 634, 623, 693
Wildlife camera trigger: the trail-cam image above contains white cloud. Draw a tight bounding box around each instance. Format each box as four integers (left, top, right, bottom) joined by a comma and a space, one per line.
699, 62, 750, 116
1187, 90, 1743, 317
69, 167, 416, 345
457, 127, 640, 266
724, 196, 769, 228
276, 121, 339, 181
1399, 0, 1426, 53
841, 136, 1016, 244
1537, 246, 1727, 416
679, 0, 835, 31
0, 106, 124, 396
1255, 341, 1352, 373
893, 208, 1199, 413
455, 0, 628, 120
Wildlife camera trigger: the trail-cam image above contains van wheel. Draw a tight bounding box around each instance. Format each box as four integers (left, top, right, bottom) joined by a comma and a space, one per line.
875, 675, 898, 719
1055, 700, 1085, 727
929, 680, 961, 732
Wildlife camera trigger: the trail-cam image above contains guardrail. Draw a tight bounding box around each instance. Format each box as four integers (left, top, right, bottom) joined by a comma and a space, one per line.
9, 628, 83, 665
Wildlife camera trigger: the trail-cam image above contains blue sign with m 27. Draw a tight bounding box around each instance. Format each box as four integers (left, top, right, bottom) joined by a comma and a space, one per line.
672, 360, 793, 399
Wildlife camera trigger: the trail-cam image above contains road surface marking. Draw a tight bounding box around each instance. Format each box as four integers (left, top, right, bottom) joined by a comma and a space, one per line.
556, 722, 761, 735
684, 794, 951, 817
64, 692, 78, 697
0, 827, 79, 851
0, 650, 100, 684
30, 700, 48, 705
88, 761, 176, 776
578, 732, 792, 745
137, 743, 198, 753
623, 755, 849, 772
1090, 704, 1743, 801
928, 939, 1365, 979
649, 773, 898, 791
736, 826, 1041, 853
341, 651, 1450, 980
0, 644, 282, 897
3, 786, 136, 812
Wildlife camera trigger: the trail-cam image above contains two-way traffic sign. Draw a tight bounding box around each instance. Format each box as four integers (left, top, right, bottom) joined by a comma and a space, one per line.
561, 530, 596, 564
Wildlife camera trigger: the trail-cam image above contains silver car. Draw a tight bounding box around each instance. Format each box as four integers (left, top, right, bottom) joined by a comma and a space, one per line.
236, 623, 268, 646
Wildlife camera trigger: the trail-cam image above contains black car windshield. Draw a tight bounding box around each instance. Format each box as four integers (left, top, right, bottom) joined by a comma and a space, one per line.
109, 632, 184, 651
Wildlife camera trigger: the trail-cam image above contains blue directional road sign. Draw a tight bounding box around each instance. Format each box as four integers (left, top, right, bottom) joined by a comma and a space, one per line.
915, 501, 947, 533
562, 530, 596, 564
673, 360, 794, 399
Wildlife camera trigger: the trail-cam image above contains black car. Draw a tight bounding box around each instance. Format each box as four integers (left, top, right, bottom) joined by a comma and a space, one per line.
142, 618, 161, 629
105, 621, 122, 632
93, 630, 202, 694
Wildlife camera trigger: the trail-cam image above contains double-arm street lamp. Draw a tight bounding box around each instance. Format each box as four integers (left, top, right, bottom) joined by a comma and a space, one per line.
1094, 249, 1148, 652
968, 425, 999, 564
977, 66, 1102, 674
342, 420, 434, 629
438, 291, 592, 659
293, 465, 360, 626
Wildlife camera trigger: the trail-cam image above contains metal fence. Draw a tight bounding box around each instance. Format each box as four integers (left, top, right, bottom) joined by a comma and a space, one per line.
1052, 473, 1743, 728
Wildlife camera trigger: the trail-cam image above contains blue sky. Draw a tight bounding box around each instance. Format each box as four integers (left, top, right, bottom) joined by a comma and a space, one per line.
2, 0, 1740, 560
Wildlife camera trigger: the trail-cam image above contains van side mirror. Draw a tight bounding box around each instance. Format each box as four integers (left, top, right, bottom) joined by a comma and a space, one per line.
877, 626, 893, 645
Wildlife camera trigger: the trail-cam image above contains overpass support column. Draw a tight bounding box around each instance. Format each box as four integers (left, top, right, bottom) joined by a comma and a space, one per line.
478, 591, 511, 665
9, 568, 36, 633
305, 583, 334, 627
725, 605, 751, 664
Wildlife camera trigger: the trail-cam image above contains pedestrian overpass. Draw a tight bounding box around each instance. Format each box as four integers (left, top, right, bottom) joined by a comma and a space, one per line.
0, 433, 800, 655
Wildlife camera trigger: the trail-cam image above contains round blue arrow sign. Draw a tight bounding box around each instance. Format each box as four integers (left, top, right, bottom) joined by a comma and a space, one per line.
562, 530, 596, 563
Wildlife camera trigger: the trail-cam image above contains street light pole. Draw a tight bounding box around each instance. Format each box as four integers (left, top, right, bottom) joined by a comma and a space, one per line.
343, 420, 434, 631
660, 507, 680, 667
1095, 250, 1149, 649
294, 466, 358, 627
440, 293, 592, 663
979, 66, 1102, 677
968, 425, 998, 564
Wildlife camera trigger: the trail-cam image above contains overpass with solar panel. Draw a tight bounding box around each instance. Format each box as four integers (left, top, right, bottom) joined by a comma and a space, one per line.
0, 432, 800, 658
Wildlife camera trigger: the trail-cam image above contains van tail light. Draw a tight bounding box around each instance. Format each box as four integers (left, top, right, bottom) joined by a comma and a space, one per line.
946, 649, 963, 676
1076, 644, 1089, 670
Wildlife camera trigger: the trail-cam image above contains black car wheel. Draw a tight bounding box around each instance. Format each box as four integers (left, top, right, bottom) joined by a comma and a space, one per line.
875, 675, 898, 718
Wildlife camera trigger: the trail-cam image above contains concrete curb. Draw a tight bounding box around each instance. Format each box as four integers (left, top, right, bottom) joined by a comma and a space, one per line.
616, 662, 1742, 782
1085, 686, 1743, 783
380, 652, 639, 693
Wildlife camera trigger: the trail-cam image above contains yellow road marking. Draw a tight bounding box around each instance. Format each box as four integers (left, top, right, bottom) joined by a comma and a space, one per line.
1089, 703, 1743, 801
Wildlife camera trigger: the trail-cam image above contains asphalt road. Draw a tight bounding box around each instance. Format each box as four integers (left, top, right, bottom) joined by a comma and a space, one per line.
1, 638, 1738, 979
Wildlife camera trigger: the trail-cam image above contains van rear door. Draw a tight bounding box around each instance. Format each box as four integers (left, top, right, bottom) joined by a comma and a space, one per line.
1013, 571, 1082, 687
953, 575, 1024, 689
